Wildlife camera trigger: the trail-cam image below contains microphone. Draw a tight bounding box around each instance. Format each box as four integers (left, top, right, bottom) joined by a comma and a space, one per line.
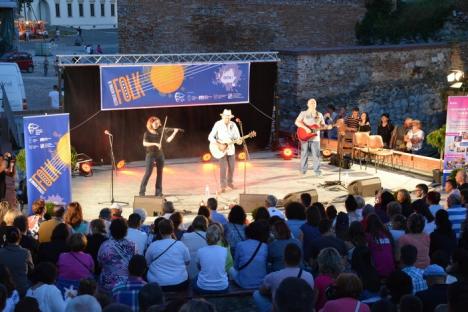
235, 118, 241, 123
104, 130, 113, 136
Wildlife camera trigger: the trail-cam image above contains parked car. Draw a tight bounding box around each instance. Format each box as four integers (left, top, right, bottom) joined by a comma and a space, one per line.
0, 51, 34, 73
0, 62, 27, 112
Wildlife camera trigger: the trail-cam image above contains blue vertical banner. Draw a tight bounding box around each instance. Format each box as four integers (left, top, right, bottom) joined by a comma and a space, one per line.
23, 114, 72, 213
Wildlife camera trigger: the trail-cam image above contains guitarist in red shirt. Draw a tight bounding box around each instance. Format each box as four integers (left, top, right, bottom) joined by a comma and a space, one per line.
295, 99, 325, 177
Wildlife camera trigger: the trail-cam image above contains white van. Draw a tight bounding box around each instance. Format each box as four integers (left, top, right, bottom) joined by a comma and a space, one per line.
0, 62, 26, 112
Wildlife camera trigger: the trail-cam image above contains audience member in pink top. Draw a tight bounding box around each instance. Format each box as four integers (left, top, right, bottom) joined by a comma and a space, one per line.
57, 233, 94, 280
398, 214, 430, 268
365, 214, 396, 277
314, 247, 344, 310
320, 273, 370, 312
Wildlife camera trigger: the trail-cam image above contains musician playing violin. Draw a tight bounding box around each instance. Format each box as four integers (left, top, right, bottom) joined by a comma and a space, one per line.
295, 98, 325, 177
139, 116, 179, 197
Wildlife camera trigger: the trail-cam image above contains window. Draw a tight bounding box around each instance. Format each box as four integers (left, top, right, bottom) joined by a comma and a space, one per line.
55, 3, 60, 17
100, 3, 105, 16
90, 3, 95, 16
79, 3, 84, 17
67, 3, 72, 17
111, 3, 115, 16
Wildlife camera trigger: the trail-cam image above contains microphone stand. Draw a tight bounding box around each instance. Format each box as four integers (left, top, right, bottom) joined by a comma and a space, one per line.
237, 119, 250, 194
99, 132, 128, 206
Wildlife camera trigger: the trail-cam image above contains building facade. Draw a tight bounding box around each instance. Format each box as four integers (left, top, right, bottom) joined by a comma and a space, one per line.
28, 0, 117, 29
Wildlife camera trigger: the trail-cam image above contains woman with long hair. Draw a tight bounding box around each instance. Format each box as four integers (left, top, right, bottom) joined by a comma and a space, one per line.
377, 113, 394, 148
139, 116, 179, 197
364, 214, 395, 278
64, 202, 88, 234
430, 210, 457, 258
268, 219, 301, 272
358, 112, 371, 133
396, 189, 412, 217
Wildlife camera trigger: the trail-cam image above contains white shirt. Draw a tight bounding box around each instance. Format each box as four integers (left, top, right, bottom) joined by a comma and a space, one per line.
180, 231, 208, 278
406, 129, 424, 151
196, 245, 229, 291
145, 239, 190, 286
26, 284, 65, 312
125, 228, 148, 255
48, 90, 60, 109
296, 110, 325, 142
268, 207, 285, 219
208, 120, 240, 156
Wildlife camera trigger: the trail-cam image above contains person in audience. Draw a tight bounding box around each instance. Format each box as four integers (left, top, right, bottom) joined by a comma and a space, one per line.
460, 188, 468, 208
14, 297, 40, 312
321, 273, 370, 312
265, 195, 285, 219
38, 205, 65, 243
358, 112, 371, 133
345, 195, 361, 223
299, 205, 321, 260
79, 278, 97, 296
193, 224, 229, 294
14, 215, 39, 263
271, 276, 314, 312
138, 283, 164, 312
161, 201, 175, 220
310, 219, 347, 265
211, 222, 233, 272
253, 207, 270, 222
26, 262, 65, 312
86, 219, 108, 275
133, 208, 151, 235
399, 213, 430, 268
145, 219, 190, 291
377, 113, 394, 148
426, 191, 443, 218
0, 227, 33, 296
207, 198, 227, 225
178, 299, 215, 312
230, 221, 269, 289
404, 119, 424, 155
314, 247, 344, 310
370, 299, 397, 312
125, 213, 148, 255
300, 193, 312, 209
415, 264, 448, 312
268, 218, 302, 272
396, 189, 413, 217
99, 208, 112, 233
374, 190, 395, 223
447, 193, 466, 238
418, 205, 435, 234
388, 214, 406, 250
385, 270, 413, 306
37, 222, 70, 264
365, 213, 395, 278
445, 179, 460, 197
455, 169, 468, 190
149, 217, 165, 243
326, 205, 338, 227
446, 279, 468, 312
335, 212, 350, 241
27, 199, 46, 239
399, 295, 423, 312
411, 184, 429, 212
430, 209, 457, 258
386, 201, 402, 227
110, 203, 123, 220
181, 215, 208, 279
197, 206, 211, 225
284, 201, 306, 239
58, 233, 94, 280
3, 209, 21, 226
64, 202, 89, 234
354, 195, 365, 215
254, 244, 314, 312
224, 205, 246, 256
361, 204, 375, 222
112, 254, 147, 311
169, 212, 186, 240
98, 218, 136, 294
400, 245, 428, 294
65, 294, 102, 312
345, 107, 361, 132
0, 264, 19, 312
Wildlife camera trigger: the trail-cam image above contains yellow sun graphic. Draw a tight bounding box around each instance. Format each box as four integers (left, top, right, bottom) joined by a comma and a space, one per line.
56, 133, 71, 166
150, 65, 185, 94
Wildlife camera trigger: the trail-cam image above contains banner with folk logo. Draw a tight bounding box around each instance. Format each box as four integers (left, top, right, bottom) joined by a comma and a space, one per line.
23, 114, 72, 213
100, 62, 250, 110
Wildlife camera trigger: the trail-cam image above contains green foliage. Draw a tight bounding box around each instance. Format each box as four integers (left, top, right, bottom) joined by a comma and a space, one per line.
426, 125, 446, 160
356, 0, 454, 44
15, 147, 78, 174
45, 202, 56, 215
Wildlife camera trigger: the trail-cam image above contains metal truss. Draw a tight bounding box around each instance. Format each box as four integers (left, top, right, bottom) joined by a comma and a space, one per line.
57, 52, 279, 66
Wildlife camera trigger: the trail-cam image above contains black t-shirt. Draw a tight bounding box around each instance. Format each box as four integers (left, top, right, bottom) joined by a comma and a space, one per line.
377, 124, 395, 147
0, 171, 6, 200
143, 130, 167, 155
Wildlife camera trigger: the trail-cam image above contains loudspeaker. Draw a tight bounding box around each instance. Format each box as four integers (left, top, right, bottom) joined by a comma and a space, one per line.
281, 189, 318, 207
347, 177, 381, 197
239, 194, 269, 213
133, 196, 165, 216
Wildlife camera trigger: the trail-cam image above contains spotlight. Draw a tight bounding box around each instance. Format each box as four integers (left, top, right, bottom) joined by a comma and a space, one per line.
79, 161, 93, 177
201, 153, 212, 162
238, 151, 247, 161
281, 147, 294, 160
116, 160, 126, 169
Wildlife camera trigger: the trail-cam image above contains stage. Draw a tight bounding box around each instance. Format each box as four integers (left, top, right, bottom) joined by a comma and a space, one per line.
71, 151, 433, 221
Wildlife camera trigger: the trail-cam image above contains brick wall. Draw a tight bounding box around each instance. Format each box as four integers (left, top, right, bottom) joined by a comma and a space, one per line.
118, 0, 366, 53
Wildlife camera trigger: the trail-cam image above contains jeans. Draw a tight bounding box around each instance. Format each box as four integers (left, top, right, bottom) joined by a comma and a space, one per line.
253, 290, 272, 312
139, 152, 164, 196
300, 140, 321, 174
220, 154, 235, 188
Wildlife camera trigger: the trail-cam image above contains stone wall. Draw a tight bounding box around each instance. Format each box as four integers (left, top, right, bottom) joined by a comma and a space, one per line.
118, 0, 366, 53
278, 44, 462, 136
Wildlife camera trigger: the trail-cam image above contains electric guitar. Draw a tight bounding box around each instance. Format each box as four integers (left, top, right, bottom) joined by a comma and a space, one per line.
209, 131, 257, 159
297, 124, 333, 141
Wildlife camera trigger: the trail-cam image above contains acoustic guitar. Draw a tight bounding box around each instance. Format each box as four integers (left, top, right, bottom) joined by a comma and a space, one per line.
209, 131, 256, 159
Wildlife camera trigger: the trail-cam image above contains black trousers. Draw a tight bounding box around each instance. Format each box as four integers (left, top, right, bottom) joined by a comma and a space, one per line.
139, 152, 165, 196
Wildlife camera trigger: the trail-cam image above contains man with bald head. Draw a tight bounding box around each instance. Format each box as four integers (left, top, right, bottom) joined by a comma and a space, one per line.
295, 98, 325, 177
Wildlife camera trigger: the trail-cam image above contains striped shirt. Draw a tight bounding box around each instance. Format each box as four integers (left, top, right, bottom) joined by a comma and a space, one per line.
402, 266, 428, 294
345, 116, 360, 130
448, 206, 467, 238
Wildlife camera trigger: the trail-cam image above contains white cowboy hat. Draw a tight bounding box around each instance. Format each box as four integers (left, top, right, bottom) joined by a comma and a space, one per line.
220, 109, 235, 118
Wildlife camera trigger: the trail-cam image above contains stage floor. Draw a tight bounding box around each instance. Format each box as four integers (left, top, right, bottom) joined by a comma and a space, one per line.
72, 152, 433, 221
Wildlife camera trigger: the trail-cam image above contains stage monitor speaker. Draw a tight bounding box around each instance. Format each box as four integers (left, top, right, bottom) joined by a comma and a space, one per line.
347, 177, 381, 197
239, 194, 269, 213
133, 196, 165, 217
281, 189, 318, 207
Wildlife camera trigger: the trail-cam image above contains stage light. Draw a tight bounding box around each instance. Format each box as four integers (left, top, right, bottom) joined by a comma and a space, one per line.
238, 151, 247, 161
79, 161, 93, 177
447, 70, 464, 83
450, 82, 463, 89
201, 153, 212, 162
281, 147, 294, 160
116, 160, 126, 169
